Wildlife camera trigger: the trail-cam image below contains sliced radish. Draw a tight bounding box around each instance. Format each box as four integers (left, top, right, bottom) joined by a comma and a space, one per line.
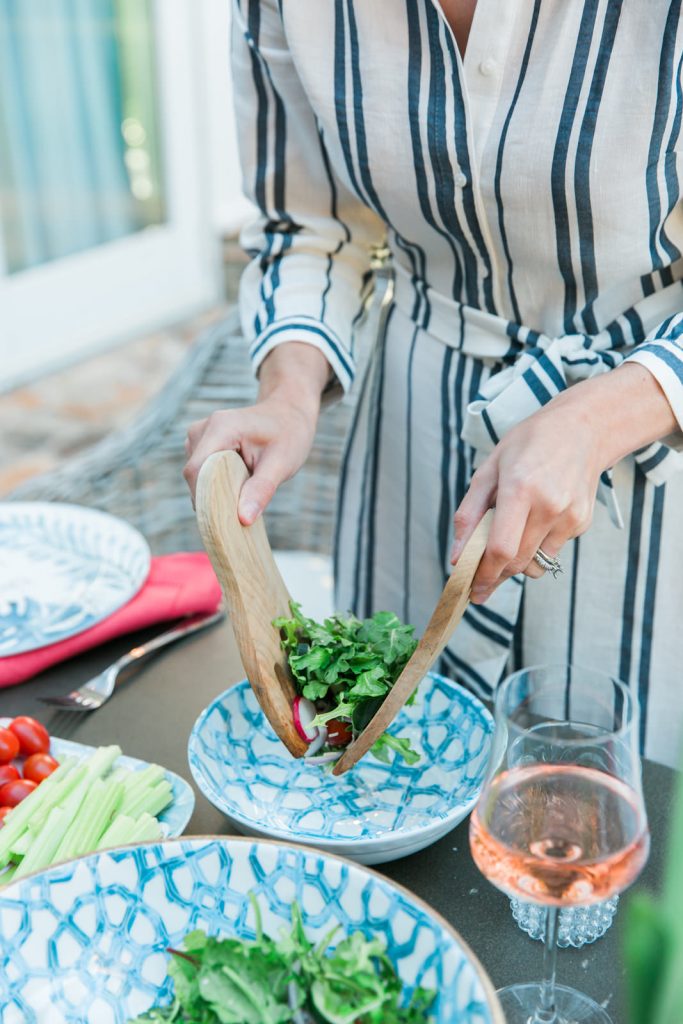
292, 696, 319, 743
305, 748, 342, 765
304, 726, 328, 757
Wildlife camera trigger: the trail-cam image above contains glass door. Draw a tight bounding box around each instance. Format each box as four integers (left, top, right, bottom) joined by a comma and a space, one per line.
0, 0, 222, 392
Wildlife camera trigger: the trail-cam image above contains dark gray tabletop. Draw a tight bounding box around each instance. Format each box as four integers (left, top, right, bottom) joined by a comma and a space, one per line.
1, 619, 673, 1023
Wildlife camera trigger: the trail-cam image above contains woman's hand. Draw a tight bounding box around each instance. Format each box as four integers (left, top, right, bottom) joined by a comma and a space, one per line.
451, 363, 678, 603
183, 342, 330, 524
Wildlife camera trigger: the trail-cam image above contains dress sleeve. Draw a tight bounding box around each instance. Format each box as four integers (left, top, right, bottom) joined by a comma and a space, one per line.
231, 0, 385, 395
625, 313, 683, 435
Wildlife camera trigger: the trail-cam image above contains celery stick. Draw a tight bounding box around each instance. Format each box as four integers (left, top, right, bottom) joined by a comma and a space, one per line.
119, 780, 173, 820
13, 772, 90, 879
97, 814, 136, 851
138, 783, 173, 820
100, 812, 162, 849
13, 807, 65, 880
9, 829, 35, 859
83, 745, 122, 779
0, 760, 81, 867
129, 813, 162, 843
118, 765, 167, 809
55, 778, 124, 862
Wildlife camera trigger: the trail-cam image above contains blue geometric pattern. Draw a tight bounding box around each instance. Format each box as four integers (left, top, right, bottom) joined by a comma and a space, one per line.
0, 838, 498, 1023
188, 673, 493, 864
0, 502, 150, 655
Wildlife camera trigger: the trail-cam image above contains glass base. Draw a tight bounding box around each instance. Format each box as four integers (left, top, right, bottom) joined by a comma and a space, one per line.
510, 896, 619, 947
497, 983, 613, 1024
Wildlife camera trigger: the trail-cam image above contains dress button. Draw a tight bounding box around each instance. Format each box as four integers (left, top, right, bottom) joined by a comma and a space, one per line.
454, 171, 468, 188
479, 57, 498, 77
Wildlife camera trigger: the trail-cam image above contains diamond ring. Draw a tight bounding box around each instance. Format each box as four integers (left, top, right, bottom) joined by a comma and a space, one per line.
533, 548, 564, 578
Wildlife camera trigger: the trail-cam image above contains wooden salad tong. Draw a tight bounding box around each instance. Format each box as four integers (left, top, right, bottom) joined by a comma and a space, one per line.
196, 450, 491, 774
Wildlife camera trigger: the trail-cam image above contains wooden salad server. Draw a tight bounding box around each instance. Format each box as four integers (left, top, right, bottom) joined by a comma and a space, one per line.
196, 450, 308, 758
332, 509, 492, 775
196, 450, 491, 770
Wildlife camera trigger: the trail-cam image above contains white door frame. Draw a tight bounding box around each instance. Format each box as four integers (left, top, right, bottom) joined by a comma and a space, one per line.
200, 0, 256, 237
0, 0, 226, 394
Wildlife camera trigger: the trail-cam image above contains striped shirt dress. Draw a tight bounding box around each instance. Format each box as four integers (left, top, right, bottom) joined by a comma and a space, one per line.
232, 0, 683, 768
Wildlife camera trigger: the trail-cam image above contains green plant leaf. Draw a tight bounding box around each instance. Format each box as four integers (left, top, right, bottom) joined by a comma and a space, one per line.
624, 892, 671, 1024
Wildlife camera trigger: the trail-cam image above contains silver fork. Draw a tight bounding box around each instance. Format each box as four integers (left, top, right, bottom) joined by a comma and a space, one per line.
38, 608, 225, 711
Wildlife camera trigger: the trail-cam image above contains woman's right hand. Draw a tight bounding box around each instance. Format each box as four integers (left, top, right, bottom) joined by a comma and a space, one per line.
182, 342, 330, 525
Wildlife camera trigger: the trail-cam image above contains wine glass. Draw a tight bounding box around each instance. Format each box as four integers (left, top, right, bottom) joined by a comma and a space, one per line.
469, 664, 649, 1024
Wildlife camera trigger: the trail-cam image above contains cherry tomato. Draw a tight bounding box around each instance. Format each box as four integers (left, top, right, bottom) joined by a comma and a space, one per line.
0, 778, 38, 807
22, 753, 59, 784
0, 806, 13, 826
0, 765, 20, 786
8, 716, 50, 756
0, 727, 20, 764
326, 718, 353, 747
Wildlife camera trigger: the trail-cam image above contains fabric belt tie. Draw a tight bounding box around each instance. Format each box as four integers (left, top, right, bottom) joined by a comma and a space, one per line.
392, 261, 683, 528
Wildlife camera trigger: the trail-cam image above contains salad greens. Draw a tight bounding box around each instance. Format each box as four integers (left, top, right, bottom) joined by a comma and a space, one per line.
273, 602, 420, 765
128, 900, 435, 1024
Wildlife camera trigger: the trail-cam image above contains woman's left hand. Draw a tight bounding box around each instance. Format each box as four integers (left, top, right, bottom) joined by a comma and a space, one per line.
450, 364, 678, 604
450, 395, 601, 603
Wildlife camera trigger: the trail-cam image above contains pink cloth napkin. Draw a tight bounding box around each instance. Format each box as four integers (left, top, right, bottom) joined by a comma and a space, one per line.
0, 552, 222, 688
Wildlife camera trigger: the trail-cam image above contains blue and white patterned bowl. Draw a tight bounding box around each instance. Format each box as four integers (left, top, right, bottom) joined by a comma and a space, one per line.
0, 502, 150, 656
188, 673, 493, 864
0, 837, 504, 1024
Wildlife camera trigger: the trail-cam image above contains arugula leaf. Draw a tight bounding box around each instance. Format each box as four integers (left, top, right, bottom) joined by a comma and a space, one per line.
348, 667, 390, 699
310, 702, 356, 729
302, 679, 332, 702
371, 733, 421, 767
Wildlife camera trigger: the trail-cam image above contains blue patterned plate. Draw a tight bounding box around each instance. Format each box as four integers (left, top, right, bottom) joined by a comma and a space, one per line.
0, 720, 194, 841
0, 502, 150, 656
188, 673, 493, 864
0, 836, 503, 1024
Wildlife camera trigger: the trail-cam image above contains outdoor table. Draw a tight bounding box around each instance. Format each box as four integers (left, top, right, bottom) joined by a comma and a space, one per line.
2, 617, 673, 1023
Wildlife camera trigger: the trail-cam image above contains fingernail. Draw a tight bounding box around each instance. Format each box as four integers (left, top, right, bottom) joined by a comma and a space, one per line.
470, 587, 489, 604
238, 500, 261, 524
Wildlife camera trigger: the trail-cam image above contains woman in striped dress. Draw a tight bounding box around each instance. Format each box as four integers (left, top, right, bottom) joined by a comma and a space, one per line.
185, 1, 683, 768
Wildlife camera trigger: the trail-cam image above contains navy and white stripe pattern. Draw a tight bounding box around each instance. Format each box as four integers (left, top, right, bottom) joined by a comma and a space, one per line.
234, 0, 683, 766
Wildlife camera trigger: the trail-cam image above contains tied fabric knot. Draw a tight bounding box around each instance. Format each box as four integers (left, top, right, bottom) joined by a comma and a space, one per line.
461, 331, 683, 529
390, 259, 683, 530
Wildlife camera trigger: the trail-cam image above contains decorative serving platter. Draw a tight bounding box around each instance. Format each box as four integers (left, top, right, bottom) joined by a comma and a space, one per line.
0, 503, 150, 656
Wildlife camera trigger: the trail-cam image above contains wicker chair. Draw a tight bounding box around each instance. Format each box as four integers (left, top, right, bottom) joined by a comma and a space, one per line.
8, 269, 390, 557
